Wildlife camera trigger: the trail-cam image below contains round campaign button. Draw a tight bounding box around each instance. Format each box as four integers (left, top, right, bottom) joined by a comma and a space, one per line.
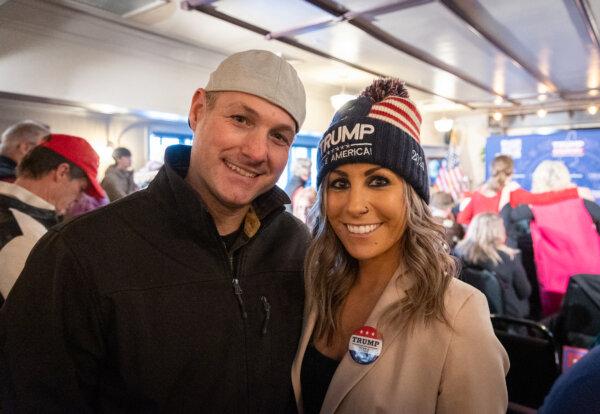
348, 326, 383, 365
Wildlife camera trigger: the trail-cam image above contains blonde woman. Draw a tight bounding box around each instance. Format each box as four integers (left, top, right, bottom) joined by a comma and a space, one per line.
291, 79, 508, 413
503, 160, 600, 316
454, 213, 531, 318
531, 160, 593, 199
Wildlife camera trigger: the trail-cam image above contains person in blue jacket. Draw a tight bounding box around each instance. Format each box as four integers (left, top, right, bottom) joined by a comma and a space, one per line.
539, 345, 600, 413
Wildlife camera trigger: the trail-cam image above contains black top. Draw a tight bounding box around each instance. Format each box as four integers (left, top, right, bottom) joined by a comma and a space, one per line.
301, 344, 340, 414
0, 155, 17, 182
460, 250, 531, 318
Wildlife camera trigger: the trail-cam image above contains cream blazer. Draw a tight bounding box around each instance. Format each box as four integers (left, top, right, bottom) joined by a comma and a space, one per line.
291, 269, 509, 413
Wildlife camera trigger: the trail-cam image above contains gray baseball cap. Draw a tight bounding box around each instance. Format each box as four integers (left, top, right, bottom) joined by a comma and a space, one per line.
205, 50, 306, 131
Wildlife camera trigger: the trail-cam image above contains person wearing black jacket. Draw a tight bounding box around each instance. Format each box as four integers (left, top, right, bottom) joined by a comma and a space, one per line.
0, 50, 309, 412
454, 212, 531, 318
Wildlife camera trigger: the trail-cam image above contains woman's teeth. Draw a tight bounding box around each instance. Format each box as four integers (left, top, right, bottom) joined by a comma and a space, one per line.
347, 224, 380, 234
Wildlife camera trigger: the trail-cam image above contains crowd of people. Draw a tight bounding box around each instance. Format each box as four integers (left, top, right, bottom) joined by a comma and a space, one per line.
0, 48, 598, 412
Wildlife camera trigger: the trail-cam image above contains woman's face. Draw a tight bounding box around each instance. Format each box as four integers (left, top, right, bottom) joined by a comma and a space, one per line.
326, 163, 407, 265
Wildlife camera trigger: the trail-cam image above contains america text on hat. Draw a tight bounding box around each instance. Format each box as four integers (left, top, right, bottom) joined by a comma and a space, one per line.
330, 145, 372, 162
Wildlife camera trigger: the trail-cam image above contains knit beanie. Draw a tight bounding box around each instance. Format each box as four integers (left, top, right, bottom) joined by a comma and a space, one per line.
316, 78, 429, 202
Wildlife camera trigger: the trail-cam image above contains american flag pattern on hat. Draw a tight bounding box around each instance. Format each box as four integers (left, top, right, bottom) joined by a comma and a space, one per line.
367, 96, 422, 143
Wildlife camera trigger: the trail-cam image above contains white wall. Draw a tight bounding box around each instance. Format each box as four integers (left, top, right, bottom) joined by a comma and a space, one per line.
0, 0, 334, 134
0, 99, 159, 175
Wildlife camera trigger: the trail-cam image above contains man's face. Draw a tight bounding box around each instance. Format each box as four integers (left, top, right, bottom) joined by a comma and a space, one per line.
186, 90, 296, 213
116, 156, 132, 170
54, 176, 89, 215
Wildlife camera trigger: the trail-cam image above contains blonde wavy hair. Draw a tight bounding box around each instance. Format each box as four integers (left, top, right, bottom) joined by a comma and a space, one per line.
531, 160, 573, 193
305, 175, 456, 344
454, 212, 518, 265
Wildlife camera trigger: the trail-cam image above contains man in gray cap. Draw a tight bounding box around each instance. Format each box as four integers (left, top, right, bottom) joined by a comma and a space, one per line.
1, 50, 309, 412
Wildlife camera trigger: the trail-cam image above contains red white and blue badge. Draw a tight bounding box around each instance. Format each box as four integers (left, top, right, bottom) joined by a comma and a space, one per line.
348, 326, 383, 365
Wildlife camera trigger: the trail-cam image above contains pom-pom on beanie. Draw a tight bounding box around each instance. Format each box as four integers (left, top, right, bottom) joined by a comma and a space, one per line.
316, 78, 429, 202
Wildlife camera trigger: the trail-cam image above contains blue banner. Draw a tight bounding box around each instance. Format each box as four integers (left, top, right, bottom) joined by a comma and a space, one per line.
486, 129, 600, 202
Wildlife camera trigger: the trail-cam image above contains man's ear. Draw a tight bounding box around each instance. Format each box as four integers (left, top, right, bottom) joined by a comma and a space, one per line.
53, 163, 71, 182
189, 88, 207, 132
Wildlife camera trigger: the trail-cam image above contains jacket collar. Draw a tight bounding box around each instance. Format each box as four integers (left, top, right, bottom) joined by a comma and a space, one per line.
292, 265, 410, 413
0, 181, 55, 211
0, 182, 58, 228
149, 145, 289, 241
0, 155, 16, 168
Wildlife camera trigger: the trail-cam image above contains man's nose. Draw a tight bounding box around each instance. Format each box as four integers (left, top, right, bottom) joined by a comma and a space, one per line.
241, 129, 268, 163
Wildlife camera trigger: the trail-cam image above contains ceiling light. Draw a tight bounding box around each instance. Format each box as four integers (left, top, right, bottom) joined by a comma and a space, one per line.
588, 104, 599, 115
139, 110, 187, 122
537, 108, 547, 118
537, 94, 547, 102
494, 96, 504, 105
434, 118, 454, 133
492, 112, 503, 121
87, 103, 129, 115
330, 93, 355, 110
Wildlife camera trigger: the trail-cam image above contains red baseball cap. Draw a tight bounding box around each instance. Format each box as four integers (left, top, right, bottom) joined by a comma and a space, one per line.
39, 134, 106, 200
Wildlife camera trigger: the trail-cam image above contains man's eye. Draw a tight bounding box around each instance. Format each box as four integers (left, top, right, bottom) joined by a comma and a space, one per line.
328, 178, 349, 189
271, 132, 290, 145
369, 176, 390, 187
230, 115, 247, 124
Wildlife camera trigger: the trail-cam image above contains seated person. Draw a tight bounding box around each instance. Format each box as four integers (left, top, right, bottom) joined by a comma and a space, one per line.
454, 213, 531, 319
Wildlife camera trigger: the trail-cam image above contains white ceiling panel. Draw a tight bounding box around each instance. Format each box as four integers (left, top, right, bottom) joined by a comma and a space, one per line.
71, 0, 166, 16
334, 0, 402, 12
213, 0, 331, 33
589, 0, 600, 27
478, 0, 600, 92
294, 21, 496, 104
372, 1, 539, 98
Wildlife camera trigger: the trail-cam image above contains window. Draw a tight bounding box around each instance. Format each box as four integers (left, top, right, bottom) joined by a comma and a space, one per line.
149, 132, 192, 162
276, 133, 320, 190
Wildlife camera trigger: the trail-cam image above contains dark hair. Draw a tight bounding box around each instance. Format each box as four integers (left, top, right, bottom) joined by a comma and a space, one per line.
112, 147, 132, 161
17, 146, 86, 180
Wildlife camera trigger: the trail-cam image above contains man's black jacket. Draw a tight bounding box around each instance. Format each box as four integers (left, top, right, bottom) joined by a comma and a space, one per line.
0, 145, 309, 412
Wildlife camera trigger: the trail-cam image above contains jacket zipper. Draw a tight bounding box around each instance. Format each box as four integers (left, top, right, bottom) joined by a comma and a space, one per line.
229, 252, 247, 319
260, 296, 271, 335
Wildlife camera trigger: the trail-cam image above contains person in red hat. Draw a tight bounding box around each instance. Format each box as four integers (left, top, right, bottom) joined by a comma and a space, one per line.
0, 133, 104, 303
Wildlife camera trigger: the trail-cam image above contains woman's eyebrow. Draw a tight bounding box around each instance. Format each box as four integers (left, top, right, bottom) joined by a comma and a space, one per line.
331, 169, 348, 177
364, 167, 382, 176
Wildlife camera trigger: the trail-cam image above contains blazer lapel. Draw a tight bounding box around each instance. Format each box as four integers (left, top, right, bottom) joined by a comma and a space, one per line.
320, 266, 408, 413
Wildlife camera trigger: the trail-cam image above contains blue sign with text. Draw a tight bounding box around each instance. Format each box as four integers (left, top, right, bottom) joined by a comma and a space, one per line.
486, 129, 600, 202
